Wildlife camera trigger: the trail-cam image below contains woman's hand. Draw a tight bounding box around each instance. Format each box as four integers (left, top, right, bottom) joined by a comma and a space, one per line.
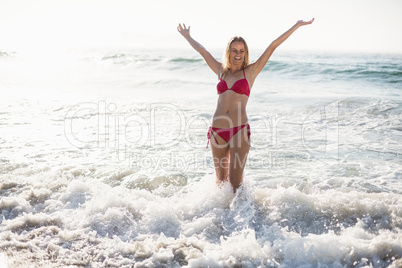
296, 18, 315, 27
177, 23, 191, 37
176, 23, 221, 75
251, 18, 315, 77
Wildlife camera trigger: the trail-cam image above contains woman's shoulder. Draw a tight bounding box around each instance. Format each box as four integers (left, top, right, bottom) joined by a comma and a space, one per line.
244, 62, 259, 76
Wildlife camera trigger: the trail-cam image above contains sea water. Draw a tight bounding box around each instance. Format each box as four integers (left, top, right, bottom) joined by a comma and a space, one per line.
0, 48, 401, 267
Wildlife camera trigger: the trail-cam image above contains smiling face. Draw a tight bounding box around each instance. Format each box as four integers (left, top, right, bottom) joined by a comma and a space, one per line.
230, 41, 246, 67
223, 36, 249, 72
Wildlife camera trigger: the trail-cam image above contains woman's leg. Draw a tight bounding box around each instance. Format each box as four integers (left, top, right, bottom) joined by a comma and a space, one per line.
228, 126, 250, 190
210, 132, 230, 185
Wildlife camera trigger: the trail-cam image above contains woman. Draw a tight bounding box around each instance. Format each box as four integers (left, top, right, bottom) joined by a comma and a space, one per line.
177, 19, 314, 191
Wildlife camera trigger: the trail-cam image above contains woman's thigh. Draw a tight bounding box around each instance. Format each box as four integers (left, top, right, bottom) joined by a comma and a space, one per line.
229, 126, 250, 189
210, 134, 230, 182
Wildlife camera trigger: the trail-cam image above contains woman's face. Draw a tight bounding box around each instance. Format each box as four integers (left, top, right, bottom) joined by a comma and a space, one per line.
229, 41, 246, 67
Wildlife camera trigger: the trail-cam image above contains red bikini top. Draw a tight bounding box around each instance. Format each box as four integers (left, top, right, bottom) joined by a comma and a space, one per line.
217, 69, 250, 97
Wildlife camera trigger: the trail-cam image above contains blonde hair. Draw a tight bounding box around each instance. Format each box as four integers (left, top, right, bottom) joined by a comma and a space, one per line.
222, 36, 250, 72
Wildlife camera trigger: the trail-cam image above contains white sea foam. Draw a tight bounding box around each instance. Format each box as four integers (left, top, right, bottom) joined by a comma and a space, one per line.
1, 165, 401, 267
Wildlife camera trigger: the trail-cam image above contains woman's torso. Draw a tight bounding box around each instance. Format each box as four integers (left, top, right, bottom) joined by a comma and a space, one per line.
212, 68, 251, 128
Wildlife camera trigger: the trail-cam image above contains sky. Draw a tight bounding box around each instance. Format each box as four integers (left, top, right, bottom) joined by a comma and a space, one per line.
0, 0, 401, 53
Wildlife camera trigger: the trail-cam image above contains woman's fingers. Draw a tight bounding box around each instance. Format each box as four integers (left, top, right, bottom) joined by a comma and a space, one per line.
297, 18, 314, 26
177, 23, 190, 36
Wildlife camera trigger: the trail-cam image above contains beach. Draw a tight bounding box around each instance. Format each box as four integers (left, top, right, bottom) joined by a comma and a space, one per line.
0, 48, 401, 267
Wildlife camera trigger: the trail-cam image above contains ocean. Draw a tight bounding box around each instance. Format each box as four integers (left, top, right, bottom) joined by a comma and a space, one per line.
0, 47, 401, 267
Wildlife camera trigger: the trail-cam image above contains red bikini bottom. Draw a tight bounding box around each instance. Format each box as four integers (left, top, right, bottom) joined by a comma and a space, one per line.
206, 124, 250, 148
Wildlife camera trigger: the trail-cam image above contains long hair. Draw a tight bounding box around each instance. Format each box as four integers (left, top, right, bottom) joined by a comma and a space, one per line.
222, 36, 250, 72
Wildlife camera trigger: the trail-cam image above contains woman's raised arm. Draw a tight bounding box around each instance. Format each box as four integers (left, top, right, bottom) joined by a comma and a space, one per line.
249, 18, 314, 79
177, 23, 222, 75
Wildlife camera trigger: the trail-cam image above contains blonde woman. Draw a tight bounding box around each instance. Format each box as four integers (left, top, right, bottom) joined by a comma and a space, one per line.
177, 19, 314, 191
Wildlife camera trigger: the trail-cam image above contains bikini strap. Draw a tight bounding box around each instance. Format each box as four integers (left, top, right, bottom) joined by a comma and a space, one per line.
242, 68, 246, 78
206, 127, 219, 148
